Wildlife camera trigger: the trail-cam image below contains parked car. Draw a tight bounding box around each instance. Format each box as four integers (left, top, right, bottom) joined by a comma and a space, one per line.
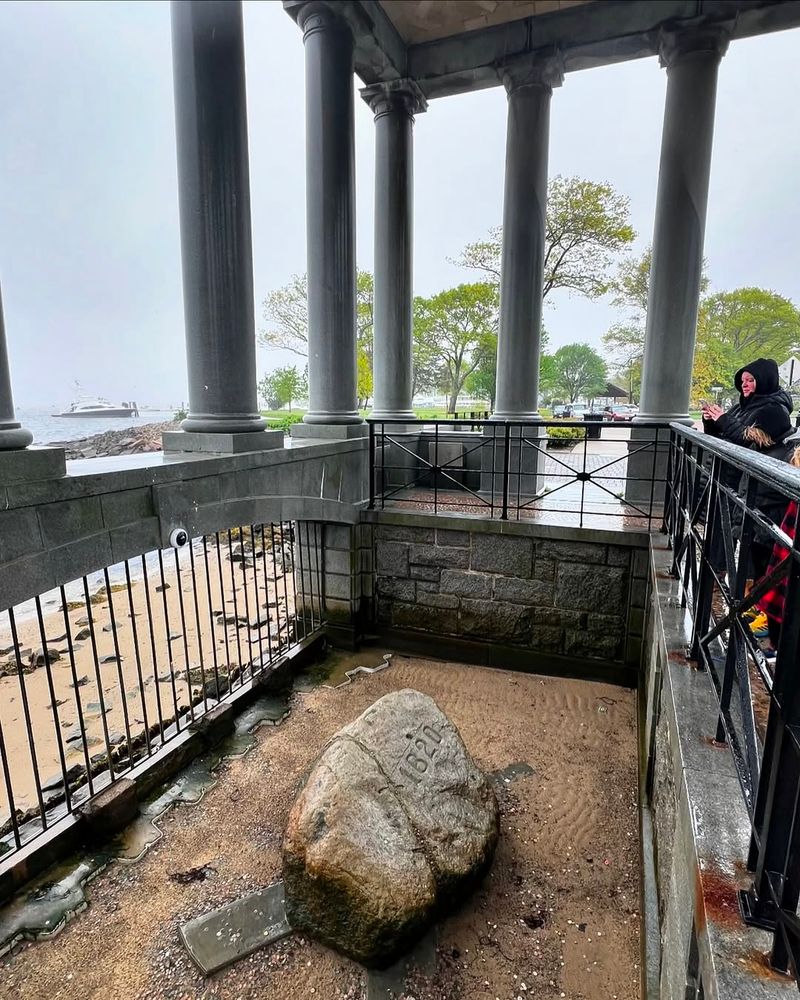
551, 404, 568, 418
603, 404, 639, 422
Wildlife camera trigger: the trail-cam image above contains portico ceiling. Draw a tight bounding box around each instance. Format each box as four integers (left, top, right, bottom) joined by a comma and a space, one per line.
284, 0, 800, 99
377, 0, 594, 46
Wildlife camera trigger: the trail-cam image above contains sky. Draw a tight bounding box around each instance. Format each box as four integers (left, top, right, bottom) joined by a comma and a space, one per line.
0, 0, 798, 410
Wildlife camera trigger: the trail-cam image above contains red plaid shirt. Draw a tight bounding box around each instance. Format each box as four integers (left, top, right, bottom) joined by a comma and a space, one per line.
758, 501, 798, 624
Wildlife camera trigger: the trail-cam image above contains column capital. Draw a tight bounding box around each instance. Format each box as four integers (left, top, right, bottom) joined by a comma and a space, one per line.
658, 24, 730, 70
295, 1, 349, 40
361, 79, 427, 120
499, 49, 564, 96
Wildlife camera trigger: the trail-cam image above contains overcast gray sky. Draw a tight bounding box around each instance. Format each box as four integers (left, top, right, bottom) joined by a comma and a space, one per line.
0, 0, 798, 409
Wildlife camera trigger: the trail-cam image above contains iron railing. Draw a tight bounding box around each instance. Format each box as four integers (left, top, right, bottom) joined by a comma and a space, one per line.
368, 417, 669, 528
0, 521, 323, 868
665, 425, 800, 979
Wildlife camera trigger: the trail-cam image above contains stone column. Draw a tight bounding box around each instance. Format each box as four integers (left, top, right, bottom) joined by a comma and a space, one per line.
365, 81, 426, 423
493, 54, 564, 421
0, 284, 33, 450
636, 27, 729, 423
166, 0, 273, 454
294, 2, 363, 437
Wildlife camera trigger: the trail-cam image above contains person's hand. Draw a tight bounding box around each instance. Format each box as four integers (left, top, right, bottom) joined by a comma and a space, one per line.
702, 404, 724, 421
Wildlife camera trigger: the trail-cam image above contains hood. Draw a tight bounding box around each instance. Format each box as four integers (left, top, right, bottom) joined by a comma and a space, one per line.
735, 358, 779, 399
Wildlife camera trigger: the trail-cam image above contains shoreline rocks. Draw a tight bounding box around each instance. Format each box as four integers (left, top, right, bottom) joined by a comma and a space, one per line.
51, 421, 179, 461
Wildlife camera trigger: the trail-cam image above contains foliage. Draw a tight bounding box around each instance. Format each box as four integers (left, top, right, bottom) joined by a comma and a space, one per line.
694, 288, 800, 389
549, 343, 607, 403
412, 283, 500, 414
258, 365, 308, 412
173, 407, 188, 423
546, 425, 585, 447
456, 176, 635, 301
602, 323, 643, 402
357, 350, 373, 409
267, 412, 305, 433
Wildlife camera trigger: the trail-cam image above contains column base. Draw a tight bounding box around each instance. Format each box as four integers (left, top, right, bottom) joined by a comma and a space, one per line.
181, 413, 267, 434
291, 422, 368, 441
489, 411, 542, 422
625, 424, 672, 506
634, 412, 693, 425
479, 424, 546, 498
162, 430, 285, 454
0, 447, 66, 484
0, 422, 34, 450
369, 410, 416, 423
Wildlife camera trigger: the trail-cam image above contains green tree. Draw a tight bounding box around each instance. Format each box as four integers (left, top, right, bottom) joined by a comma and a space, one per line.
258, 365, 308, 412
357, 352, 373, 410
695, 288, 800, 379
550, 344, 607, 403
413, 282, 499, 413
457, 176, 635, 300
465, 326, 550, 412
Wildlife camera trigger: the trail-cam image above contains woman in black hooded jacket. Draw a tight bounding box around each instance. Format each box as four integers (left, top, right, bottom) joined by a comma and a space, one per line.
702, 357, 795, 580
702, 357, 793, 448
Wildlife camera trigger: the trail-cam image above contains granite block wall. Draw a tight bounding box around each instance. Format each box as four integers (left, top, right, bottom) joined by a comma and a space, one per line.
373, 521, 648, 665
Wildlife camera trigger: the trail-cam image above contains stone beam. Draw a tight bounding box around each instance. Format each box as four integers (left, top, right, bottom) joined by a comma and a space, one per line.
285, 1, 800, 101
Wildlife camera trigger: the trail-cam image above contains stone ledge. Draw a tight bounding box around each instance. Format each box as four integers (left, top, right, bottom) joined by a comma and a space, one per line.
0, 446, 66, 485
162, 429, 285, 454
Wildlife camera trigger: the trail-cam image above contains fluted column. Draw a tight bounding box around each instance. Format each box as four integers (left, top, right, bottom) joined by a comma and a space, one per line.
170, 0, 266, 438
637, 27, 729, 423
493, 53, 564, 421
365, 81, 426, 422
0, 284, 33, 450
297, 2, 361, 429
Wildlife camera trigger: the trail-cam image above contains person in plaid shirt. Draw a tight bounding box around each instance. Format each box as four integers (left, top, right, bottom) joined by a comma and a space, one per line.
758, 447, 800, 656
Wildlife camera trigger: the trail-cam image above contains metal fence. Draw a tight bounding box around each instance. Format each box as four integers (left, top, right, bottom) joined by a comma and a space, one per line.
368, 417, 669, 527
0, 521, 323, 867
665, 425, 800, 978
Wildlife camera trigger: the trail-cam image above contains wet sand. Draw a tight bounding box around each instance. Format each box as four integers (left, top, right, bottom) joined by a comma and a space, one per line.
0, 530, 304, 823
0, 654, 641, 1000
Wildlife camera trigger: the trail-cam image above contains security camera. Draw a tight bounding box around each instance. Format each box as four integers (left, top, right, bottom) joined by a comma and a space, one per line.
169, 527, 189, 549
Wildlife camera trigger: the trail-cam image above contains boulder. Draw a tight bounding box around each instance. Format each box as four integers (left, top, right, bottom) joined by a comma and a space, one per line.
282, 689, 498, 967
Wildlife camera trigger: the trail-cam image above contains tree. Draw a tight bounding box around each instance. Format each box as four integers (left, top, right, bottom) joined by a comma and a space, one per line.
413, 283, 499, 413
357, 351, 373, 410
465, 326, 550, 412
260, 270, 375, 359
258, 365, 307, 412
456, 176, 635, 300
603, 247, 710, 402
602, 323, 644, 402
550, 344, 607, 403
694, 288, 800, 379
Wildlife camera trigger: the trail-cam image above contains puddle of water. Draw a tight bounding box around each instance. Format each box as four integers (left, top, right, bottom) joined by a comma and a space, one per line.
295, 648, 391, 691
0, 645, 395, 956
0, 691, 290, 956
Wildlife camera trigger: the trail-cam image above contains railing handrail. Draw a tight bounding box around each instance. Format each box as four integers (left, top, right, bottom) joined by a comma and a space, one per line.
670, 422, 800, 502
366, 416, 674, 429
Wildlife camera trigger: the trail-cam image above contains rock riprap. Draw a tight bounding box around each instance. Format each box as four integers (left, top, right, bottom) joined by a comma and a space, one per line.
282, 688, 499, 967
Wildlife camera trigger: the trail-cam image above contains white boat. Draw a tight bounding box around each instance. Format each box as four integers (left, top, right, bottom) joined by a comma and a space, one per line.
52, 398, 140, 418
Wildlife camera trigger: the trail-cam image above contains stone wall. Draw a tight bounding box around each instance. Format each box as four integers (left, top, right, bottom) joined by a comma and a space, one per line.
368, 513, 649, 667
0, 439, 368, 611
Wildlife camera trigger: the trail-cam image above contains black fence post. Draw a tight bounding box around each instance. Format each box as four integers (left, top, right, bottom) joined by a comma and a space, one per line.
690, 453, 721, 662
368, 420, 375, 509
501, 422, 511, 520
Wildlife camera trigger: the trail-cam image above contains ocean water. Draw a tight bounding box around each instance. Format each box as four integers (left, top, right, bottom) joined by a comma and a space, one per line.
15, 409, 177, 446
